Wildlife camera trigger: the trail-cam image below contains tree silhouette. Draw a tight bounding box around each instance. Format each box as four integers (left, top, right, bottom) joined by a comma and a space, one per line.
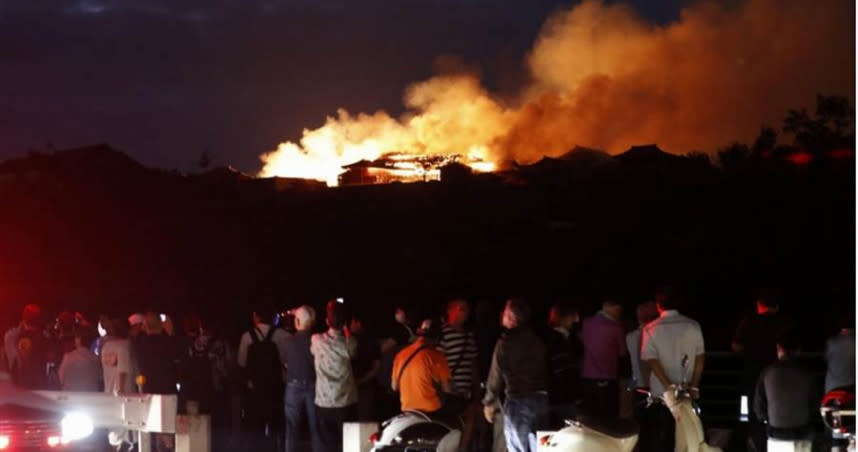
752, 125, 777, 156
783, 95, 854, 153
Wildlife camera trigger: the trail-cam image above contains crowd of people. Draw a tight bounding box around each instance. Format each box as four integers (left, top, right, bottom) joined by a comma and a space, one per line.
0, 289, 853, 452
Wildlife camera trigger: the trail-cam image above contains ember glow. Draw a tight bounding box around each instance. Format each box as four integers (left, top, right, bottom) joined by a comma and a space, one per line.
260, 0, 854, 186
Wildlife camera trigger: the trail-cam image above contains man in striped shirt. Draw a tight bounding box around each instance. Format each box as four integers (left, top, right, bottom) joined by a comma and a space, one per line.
440, 299, 479, 451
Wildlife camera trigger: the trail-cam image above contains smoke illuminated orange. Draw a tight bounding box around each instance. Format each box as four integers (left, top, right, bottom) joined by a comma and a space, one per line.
259, 0, 854, 186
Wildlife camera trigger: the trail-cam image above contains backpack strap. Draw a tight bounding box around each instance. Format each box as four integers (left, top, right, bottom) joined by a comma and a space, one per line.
263, 326, 276, 342
396, 343, 433, 389
249, 328, 264, 343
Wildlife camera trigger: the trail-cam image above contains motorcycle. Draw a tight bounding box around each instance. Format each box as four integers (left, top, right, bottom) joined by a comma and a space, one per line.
369, 409, 462, 452
539, 355, 721, 452
821, 386, 856, 452
538, 417, 639, 451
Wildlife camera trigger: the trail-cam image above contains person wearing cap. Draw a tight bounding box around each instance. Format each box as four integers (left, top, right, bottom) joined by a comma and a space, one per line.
4, 304, 41, 371
4, 304, 51, 389
392, 318, 460, 417
282, 305, 319, 452
128, 313, 145, 338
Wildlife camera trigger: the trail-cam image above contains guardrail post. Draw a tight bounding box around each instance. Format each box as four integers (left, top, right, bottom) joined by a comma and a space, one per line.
175, 415, 211, 452
343, 422, 378, 452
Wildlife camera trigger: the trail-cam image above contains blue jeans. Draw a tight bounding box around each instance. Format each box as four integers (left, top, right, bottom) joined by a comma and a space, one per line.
503, 393, 549, 452
284, 381, 319, 452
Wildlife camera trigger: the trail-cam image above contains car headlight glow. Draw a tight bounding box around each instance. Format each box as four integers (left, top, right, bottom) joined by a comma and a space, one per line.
61, 412, 94, 442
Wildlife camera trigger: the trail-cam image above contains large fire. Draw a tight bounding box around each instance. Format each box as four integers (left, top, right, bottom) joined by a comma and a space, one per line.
258, 76, 510, 186
259, 0, 853, 186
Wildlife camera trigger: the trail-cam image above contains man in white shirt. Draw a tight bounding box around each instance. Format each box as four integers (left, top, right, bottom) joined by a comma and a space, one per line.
100, 318, 136, 449
640, 290, 705, 452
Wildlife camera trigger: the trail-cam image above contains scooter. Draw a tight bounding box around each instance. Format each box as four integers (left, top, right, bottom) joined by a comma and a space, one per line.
656, 355, 721, 452
821, 386, 856, 452
369, 410, 462, 452
537, 417, 639, 451
539, 355, 721, 452
657, 384, 721, 452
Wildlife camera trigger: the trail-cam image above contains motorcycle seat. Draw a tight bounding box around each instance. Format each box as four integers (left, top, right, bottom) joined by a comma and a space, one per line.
576, 416, 639, 439
404, 409, 462, 430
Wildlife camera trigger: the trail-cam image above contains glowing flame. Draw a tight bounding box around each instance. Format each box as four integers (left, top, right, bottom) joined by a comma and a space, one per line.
259, 76, 512, 186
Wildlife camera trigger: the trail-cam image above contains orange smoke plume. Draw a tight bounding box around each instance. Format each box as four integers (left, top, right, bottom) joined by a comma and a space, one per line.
260, 0, 854, 185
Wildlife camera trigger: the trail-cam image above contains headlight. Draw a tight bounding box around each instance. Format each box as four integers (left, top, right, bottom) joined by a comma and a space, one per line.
61, 412, 94, 442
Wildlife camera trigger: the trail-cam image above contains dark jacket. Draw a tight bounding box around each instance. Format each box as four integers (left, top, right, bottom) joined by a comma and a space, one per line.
483, 327, 547, 406
131, 334, 182, 394
754, 358, 820, 431
546, 328, 583, 405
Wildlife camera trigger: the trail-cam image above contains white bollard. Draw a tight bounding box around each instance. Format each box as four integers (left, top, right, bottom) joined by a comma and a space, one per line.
344, 422, 379, 452
176, 415, 211, 452
767, 438, 813, 452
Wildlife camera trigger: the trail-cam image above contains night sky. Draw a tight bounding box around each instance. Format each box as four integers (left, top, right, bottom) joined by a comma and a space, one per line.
0, 0, 682, 172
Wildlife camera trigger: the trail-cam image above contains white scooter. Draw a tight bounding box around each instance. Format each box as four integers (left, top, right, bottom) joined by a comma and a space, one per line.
537, 417, 639, 451
370, 410, 461, 452
821, 386, 856, 452
539, 355, 721, 452
654, 355, 721, 452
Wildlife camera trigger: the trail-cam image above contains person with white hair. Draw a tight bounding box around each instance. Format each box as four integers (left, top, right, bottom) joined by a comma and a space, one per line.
282, 305, 319, 452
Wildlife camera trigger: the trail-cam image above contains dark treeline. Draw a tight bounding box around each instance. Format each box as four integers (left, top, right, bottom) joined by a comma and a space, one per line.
0, 97, 853, 350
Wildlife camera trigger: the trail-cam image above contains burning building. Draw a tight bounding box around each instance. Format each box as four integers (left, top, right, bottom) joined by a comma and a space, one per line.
338, 152, 494, 186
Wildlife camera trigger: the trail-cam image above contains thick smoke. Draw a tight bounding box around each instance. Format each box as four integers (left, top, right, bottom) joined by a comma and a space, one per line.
260, 0, 855, 183
504, 0, 855, 160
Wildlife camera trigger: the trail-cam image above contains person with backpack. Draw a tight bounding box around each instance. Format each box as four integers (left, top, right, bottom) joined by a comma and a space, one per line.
237, 306, 289, 452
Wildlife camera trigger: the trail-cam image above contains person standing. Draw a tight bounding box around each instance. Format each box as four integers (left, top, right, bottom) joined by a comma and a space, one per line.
626, 301, 659, 450
640, 290, 705, 452
626, 302, 659, 392
482, 298, 548, 452
439, 299, 479, 450
101, 318, 136, 394
392, 321, 458, 415
101, 318, 136, 450
732, 292, 792, 421
579, 298, 626, 417
237, 306, 289, 452
754, 329, 821, 445
824, 324, 855, 392
545, 302, 583, 427
349, 312, 381, 423
5, 304, 50, 389
132, 313, 183, 394
283, 306, 319, 452
376, 306, 416, 421
311, 301, 357, 452
131, 313, 184, 452
58, 327, 102, 391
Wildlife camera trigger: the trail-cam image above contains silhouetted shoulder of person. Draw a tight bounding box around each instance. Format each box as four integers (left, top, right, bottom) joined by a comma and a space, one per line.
734, 311, 793, 368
